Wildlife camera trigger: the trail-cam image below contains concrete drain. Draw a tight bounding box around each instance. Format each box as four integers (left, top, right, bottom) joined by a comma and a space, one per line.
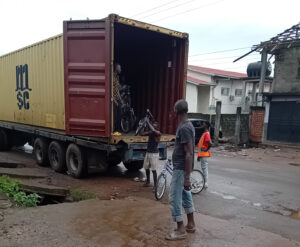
0, 162, 26, 168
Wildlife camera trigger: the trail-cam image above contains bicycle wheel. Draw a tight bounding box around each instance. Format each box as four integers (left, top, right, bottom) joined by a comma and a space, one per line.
121, 117, 130, 133
190, 169, 205, 194
155, 173, 167, 200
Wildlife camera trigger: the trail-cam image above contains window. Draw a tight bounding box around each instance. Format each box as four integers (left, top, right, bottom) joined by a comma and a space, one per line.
221, 87, 229, 96
235, 89, 243, 97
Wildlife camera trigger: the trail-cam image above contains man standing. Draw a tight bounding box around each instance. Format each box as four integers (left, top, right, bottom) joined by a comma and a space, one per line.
141, 120, 161, 190
166, 99, 196, 241
197, 121, 212, 188
113, 63, 123, 132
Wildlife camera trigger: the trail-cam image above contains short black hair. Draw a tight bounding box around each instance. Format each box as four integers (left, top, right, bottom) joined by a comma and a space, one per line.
204, 121, 211, 129
174, 99, 188, 114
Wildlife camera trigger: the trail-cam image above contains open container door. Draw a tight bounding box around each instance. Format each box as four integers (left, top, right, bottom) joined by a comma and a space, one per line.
63, 19, 111, 137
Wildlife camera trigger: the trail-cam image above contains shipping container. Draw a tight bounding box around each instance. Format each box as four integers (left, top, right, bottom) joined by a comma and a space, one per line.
0, 14, 188, 177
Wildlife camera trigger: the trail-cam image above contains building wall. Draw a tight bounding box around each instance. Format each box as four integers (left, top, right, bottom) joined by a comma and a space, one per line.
188, 112, 250, 142
214, 79, 245, 114
272, 46, 300, 93
188, 70, 212, 83
197, 86, 211, 114
186, 83, 198, 112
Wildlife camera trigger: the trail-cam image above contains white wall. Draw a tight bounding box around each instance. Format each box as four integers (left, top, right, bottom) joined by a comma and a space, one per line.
186, 83, 198, 112
197, 86, 211, 114
188, 70, 212, 83
213, 80, 246, 114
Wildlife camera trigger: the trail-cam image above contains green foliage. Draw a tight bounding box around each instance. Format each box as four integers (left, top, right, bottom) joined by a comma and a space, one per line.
70, 188, 97, 202
0, 175, 19, 197
0, 175, 41, 207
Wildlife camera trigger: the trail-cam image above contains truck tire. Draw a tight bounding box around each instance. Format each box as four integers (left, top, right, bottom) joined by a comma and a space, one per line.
124, 160, 144, 172
34, 138, 49, 166
0, 130, 10, 151
107, 157, 122, 167
66, 144, 87, 178
48, 141, 66, 173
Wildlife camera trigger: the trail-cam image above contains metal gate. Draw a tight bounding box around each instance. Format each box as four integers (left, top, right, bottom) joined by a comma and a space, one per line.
268, 101, 300, 143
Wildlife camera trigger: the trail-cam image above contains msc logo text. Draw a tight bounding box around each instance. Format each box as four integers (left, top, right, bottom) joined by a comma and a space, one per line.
16, 64, 32, 110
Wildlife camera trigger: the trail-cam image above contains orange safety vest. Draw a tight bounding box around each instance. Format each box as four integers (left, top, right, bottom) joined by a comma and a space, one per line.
197, 132, 211, 157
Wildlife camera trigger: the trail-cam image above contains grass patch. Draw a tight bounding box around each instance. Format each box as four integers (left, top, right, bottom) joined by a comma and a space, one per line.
0, 175, 41, 207
70, 188, 97, 202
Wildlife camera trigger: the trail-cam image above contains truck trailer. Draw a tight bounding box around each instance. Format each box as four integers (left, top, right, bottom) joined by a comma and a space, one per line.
0, 14, 188, 178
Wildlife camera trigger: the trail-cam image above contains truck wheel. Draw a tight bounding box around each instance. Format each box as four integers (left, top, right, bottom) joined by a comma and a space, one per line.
124, 161, 144, 172
0, 130, 10, 151
66, 144, 87, 178
48, 141, 66, 173
34, 138, 49, 166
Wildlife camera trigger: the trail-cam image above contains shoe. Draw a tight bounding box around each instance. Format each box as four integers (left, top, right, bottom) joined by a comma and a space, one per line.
204, 182, 208, 189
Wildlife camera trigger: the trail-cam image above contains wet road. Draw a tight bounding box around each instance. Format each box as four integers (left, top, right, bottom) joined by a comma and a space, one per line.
1, 145, 300, 243
191, 154, 300, 241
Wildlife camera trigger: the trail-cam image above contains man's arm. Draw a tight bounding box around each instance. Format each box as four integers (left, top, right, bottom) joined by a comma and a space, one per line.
184, 142, 193, 191
147, 120, 161, 136
140, 128, 152, 136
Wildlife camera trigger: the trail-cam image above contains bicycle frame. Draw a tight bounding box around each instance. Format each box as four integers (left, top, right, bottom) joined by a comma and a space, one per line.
161, 159, 173, 177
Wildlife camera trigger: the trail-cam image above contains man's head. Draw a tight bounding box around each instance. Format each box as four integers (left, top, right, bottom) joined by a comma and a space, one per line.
114, 63, 121, 74
174, 99, 188, 117
153, 121, 159, 129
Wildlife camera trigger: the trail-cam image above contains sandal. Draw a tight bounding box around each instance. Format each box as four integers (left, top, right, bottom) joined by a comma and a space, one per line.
165, 231, 187, 241
185, 226, 196, 233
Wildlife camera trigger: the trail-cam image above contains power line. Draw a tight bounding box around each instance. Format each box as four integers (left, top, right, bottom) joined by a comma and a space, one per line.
139, 0, 197, 19
192, 58, 260, 67
189, 46, 252, 57
188, 53, 260, 62
151, 0, 225, 22
131, 0, 182, 18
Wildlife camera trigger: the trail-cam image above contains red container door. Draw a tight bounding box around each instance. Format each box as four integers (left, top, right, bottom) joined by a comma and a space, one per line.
63, 20, 111, 137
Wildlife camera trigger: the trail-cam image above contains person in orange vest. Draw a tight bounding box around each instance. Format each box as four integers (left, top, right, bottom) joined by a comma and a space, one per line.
197, 121, 213, 188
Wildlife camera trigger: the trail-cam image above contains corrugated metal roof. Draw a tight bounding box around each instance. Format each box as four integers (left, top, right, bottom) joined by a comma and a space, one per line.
188, 65, 247, 78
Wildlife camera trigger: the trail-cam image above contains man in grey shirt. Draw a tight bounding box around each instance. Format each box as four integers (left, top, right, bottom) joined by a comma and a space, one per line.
166, 99, 196, 241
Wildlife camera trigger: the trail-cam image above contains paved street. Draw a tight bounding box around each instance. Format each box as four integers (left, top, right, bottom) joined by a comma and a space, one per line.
192, 154, 300, 241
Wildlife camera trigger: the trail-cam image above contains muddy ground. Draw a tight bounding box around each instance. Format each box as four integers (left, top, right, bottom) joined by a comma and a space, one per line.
0, 144, 300, 247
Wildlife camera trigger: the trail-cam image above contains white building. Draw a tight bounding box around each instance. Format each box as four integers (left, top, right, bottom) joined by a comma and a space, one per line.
186, 65, 272, 114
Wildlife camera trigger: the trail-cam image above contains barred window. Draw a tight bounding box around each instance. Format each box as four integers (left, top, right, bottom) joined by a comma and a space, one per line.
235, 89, 243, 97
221, 87, 230, 96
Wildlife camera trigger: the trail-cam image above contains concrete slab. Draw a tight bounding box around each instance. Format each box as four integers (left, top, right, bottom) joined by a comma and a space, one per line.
18, 179, 69, 197
0, 192, 11, 210
0, 168, 48, 179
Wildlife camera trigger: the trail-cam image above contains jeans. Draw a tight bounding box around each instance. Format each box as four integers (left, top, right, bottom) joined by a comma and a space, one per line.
200, 157, 208, 182
169, 169, 195, 222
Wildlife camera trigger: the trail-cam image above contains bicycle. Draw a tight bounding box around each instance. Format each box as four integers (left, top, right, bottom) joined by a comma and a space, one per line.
135, 109, 154, 136
155, 159, 205, 200
120, 85, 136, 133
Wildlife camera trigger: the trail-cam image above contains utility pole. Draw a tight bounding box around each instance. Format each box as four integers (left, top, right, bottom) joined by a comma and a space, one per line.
214, 101, 222, 145
259, 50, 267, 95
235, 107, 241, 145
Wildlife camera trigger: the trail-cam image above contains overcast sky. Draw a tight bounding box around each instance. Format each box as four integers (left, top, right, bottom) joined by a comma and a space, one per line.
0, 0, 299, 73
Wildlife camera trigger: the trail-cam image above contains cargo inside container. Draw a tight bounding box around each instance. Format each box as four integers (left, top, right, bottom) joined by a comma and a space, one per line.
113, 23, 187, 135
